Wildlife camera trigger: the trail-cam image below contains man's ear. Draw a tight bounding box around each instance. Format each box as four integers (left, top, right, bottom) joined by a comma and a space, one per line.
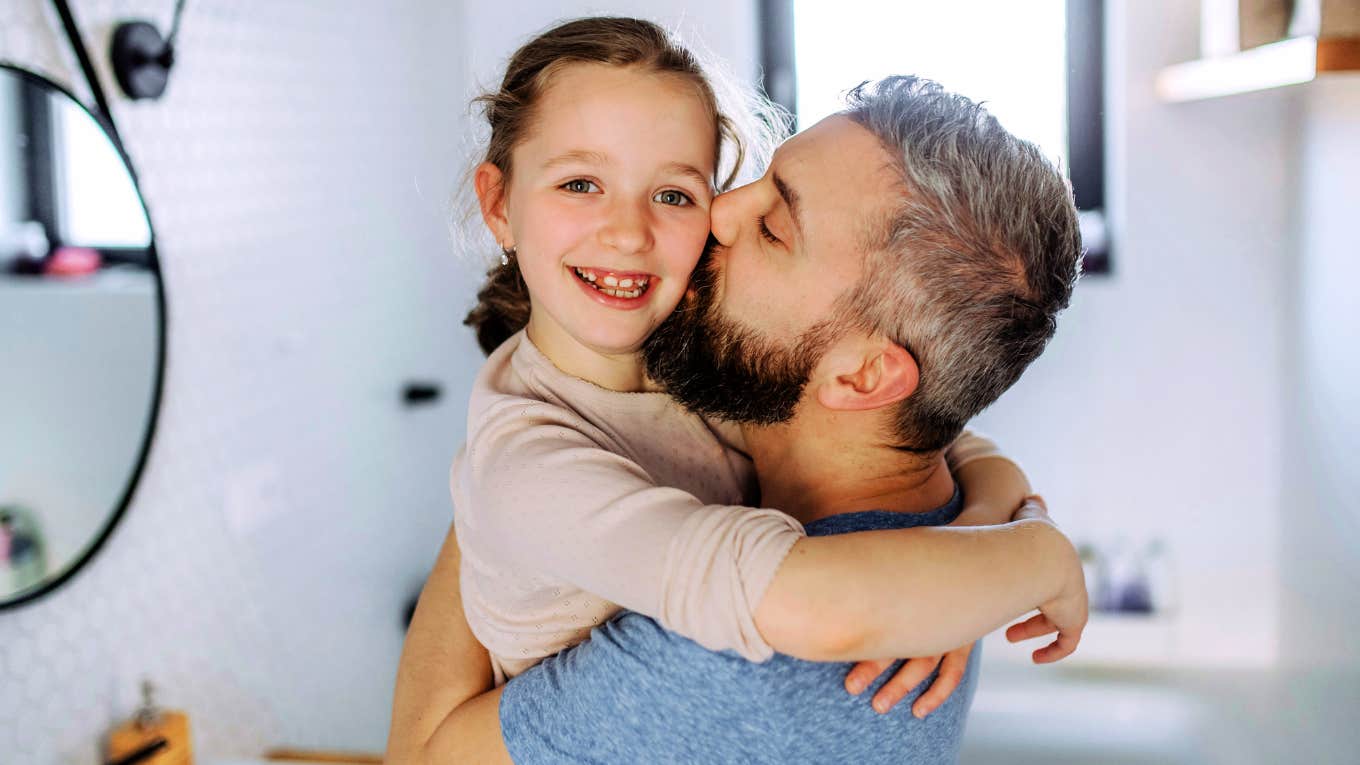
474, 162, 513, 249
815, 339, 919, 412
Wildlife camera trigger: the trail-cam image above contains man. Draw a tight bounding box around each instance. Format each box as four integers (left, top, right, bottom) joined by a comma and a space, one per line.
389, 76, 1086, 763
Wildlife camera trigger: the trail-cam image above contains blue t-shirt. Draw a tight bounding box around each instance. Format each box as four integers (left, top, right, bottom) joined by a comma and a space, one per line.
500, 491, 977, 764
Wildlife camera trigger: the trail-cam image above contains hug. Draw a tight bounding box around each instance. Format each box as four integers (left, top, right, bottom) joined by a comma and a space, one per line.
388, 16, 1085, 765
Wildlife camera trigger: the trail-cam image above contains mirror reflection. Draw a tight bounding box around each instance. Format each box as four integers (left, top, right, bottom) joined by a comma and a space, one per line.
0, 66, 161, 605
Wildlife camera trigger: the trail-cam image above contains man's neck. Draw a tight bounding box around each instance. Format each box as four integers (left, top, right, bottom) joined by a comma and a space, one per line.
742, 419, 956, 526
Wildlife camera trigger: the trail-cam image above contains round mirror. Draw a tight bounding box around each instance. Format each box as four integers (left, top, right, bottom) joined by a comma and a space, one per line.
0, 64, 164, 609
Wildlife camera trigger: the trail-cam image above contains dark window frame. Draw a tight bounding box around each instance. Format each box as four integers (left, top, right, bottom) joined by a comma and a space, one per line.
11, 73, 152, 268
758, 0, 1111, 275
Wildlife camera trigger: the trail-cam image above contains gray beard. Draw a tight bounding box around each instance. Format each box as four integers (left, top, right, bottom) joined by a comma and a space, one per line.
642, 249, 836, 425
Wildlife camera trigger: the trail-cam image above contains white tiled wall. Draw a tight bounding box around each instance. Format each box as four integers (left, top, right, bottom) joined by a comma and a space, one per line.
0, 1, 482, 762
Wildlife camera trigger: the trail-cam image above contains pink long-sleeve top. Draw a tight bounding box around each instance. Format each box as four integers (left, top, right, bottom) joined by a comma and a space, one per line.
453, 331, 1001, 683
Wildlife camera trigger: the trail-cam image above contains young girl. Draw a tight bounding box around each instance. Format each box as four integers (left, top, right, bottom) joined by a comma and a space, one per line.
395, 18, 1083, 747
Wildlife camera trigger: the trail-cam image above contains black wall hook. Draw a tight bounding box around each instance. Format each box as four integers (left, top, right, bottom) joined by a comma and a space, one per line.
402, 381, 444, 407
110, 0, 187, 101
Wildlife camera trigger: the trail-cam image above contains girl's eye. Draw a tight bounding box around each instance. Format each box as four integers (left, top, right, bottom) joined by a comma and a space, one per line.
654, 189, 693, 207
758, 216, 781, 245
562, 179, 600, 194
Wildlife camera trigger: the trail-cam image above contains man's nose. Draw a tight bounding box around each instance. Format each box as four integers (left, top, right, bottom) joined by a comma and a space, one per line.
709, 181, 760, 247
710, 189, 739, 247
599, 198, 654, 256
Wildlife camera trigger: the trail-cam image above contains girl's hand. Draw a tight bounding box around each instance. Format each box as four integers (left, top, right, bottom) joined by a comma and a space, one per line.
1005, 573, 1088, 663
843, 643, 975, 717
1004, 496, 1089, 663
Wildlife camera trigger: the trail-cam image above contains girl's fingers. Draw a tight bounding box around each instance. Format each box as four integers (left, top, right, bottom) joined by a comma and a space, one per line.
1005, 613, 1057, 643
1032, 627, 1082, 664
870, 656, 941, 714
844, 659, 894, 695
911, 645, 973, 718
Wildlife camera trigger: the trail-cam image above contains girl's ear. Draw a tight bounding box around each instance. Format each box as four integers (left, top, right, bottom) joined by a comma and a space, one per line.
474, 162, 513, 248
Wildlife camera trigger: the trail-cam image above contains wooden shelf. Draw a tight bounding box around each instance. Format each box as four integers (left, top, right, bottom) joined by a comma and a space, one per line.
1156, 36, 1360, 102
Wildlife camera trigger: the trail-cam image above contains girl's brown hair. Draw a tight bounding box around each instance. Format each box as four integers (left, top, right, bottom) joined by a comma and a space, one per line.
462, 16, 781, 356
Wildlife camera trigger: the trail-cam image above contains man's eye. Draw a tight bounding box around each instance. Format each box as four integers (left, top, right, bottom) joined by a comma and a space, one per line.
758, 216, 781, 244
562, 179, 600, 194
654, 189, 693, 207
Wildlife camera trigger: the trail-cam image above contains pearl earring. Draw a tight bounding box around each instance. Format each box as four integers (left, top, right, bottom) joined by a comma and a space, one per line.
500, 244, 516, 266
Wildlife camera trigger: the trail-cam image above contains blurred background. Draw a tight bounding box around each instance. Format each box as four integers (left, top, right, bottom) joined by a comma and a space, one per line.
0, 0, 1355, 763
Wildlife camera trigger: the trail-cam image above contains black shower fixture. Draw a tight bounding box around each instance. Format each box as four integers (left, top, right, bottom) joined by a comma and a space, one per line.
110, 0, 188, 100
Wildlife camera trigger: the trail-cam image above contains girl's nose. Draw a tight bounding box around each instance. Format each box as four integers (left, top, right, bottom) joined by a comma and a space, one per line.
599, 199, 654, 256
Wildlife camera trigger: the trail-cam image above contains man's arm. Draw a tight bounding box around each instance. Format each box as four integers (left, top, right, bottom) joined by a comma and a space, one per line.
385, 524, 507, 765
423, 688, 510, 765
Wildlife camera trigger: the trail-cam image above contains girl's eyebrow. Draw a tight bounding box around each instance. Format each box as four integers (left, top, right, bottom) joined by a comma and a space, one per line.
664, 162, 711, 190
540, 152, 708, 189
542, 149, 610, 170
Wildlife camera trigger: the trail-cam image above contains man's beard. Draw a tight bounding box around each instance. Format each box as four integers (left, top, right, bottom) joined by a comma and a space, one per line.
642, 245, 838, 425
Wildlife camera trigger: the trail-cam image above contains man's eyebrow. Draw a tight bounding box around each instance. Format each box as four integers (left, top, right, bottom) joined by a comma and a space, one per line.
664, 162, 712, 190
772, 172, 803, 236
542, 149, 610, 170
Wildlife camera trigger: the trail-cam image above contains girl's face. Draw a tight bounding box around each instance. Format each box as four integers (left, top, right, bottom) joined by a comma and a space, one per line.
479, 63, 717, 370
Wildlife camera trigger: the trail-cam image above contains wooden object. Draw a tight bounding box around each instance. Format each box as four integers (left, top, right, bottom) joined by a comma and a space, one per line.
106, 710, 193, 765
265, 749, 383, 764
1317, 35, 1360, 67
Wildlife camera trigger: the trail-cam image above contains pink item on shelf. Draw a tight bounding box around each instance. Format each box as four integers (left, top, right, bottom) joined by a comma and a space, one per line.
44, 246, 102, 277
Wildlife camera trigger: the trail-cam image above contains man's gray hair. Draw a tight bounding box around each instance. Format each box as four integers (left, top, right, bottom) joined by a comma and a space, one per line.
837, 76, 1083, 451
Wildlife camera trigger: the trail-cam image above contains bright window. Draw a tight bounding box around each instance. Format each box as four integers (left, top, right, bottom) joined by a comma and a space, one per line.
763, 0, 1109, 272
53, 95, 151, 249
793, 0, 1068, 167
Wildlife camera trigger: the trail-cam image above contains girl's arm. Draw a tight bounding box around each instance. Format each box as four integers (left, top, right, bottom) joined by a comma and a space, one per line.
946, 430, 1034, 527
463, 403, 806, 661
754, 433, 1083, 667
756, 515, 1085, 662
471, 404, 1083, 663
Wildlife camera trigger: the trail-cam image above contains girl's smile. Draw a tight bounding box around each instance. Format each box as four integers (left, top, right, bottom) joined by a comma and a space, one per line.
569, 265, 657, 306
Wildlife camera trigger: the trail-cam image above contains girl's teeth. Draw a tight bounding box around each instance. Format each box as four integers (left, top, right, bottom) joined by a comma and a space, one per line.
573, 267, 648, 298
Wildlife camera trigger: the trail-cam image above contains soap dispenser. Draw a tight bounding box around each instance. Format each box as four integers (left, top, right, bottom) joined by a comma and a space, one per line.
106, 680, 193, 765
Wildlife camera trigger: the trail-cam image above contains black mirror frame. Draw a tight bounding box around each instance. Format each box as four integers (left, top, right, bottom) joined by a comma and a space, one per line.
0, 62, 168, 611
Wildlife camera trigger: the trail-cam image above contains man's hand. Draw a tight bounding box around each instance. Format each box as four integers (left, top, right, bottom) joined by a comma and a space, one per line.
844, 643, 975, 717
1004, 495, 1088, 663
